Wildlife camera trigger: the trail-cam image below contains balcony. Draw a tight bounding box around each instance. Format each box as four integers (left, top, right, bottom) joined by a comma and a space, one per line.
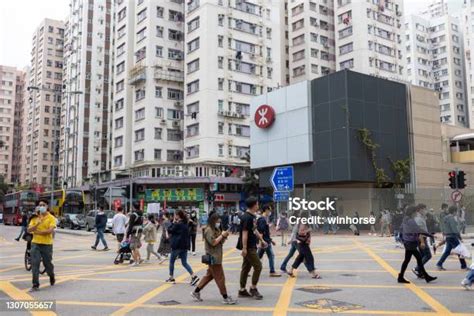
128, 65, 146, 85
450, 134, 474, 163
218, 110, 246, 119
154, 69, 184, 82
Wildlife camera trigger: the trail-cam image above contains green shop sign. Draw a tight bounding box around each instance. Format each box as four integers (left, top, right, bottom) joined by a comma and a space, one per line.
145, 188, 204, 202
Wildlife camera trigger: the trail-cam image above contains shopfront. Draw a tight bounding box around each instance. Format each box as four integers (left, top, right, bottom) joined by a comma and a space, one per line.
144, 187, 205, 217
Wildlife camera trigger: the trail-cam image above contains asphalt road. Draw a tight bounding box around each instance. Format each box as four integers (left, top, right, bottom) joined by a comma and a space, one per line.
0, 225, 473, 316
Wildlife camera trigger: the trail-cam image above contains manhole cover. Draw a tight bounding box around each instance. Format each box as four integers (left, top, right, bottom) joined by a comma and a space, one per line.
340, 273, 357, 277
297, 286, 341, 294
62, 249, 82, 252
297, 299, 363, 313
157, 300, 180, 306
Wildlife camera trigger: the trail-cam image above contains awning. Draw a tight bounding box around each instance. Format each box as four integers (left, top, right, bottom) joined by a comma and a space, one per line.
452, 133, 474, 141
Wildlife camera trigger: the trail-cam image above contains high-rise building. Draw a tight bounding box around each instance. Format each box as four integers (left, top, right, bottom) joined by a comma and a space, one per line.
462, 0, 474, 126
24, 19, 65, 189
406, 13, 468, 126
11, 69, 27, 184
287, 0, 405, 84
61, 0, 113, 188
0, 66, 25, 183
420, 0, 448, 18
109, 0, 283, 180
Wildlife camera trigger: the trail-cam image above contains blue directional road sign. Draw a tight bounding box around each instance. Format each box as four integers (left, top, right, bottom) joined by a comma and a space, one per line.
273, 191, 290, 202
270, 166, 294, 192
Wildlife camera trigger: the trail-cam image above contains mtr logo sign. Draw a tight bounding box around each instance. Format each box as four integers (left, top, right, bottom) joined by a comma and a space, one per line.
254, 104, 275, 129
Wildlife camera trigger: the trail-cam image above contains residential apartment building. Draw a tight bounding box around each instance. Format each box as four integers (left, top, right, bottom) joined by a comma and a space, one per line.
109, 0, 283, 180
11, 69, 27, 184
463, 0, 474, 126
287, 0, 405, 84
23, 19, 65, 189
420, 0, 448, 18
406, 14, 468, 126
0, 66, 25, 183
61, 0, 113, 188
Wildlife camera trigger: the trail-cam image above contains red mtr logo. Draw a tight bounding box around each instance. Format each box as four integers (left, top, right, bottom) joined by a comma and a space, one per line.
254, 104, 276, 129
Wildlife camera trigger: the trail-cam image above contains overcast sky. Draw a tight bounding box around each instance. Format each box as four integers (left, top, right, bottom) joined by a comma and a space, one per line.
0, 0, 465, 69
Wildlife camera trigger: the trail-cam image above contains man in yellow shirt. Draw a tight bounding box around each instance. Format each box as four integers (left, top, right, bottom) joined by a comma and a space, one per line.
27, 199, 56, 292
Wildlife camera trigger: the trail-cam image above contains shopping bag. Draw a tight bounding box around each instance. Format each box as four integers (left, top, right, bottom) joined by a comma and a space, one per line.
452, 242, 471, 259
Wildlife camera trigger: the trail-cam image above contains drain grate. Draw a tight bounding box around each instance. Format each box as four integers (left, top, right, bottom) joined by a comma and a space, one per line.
297, 286, 341, 294
297, 298, 363, 313
157, 300, 181, 306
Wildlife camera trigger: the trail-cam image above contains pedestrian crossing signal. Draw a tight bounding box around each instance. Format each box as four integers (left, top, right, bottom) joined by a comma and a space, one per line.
457, 171, 466, 189
449, 171, 457, 189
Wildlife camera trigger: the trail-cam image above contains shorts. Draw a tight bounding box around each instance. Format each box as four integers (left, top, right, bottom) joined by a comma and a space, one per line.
130, 234, 142, 250
116, 233, 124, 243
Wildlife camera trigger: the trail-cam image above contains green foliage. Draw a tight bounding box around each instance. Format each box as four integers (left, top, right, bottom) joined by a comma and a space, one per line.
389, 157, 411, 186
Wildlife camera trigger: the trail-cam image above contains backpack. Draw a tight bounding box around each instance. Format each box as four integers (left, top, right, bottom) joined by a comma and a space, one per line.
279, 216, 289, 231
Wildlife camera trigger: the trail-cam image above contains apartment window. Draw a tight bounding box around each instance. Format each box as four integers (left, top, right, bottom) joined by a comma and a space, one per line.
116, 61, 125, 74
167, 129, 182, 141
135, 47, 146, 62
218, 122, 224, 134
186, 123, 199, 137
187, 101, 199, 115
155, 86, 162, 98
114, 136, 123, 148
339, 42, 353, 55
157, 6, 164, 18
292, 49, 305, 61
340, 59, 354, 69
187, 58, 200, 73
292, 34, 305, 46
135, 88, 145, 101
169, 29, 183, 41
115, 117, 124, 129
135, 108, 145, 120
218, 35, 223, 47
293, 65, 306, 77
167, 109, 182, 120
156, 26, 164, 38
155, 107, 163, 118
117, 43, 125, 56
218, 144, 224, 156
234, 40, 255, 54
115, 98, 124, 110
187, 80, 199, 94
218, 56, 224, 68
185, 145, 199, 158
339, 26, 352, 39
137, 8, 147, 23
134, 149, 144, 161
188, 17, 200, 33
154, 127, 162, 139
154, 149, 162, 160
118, 8, 126, 21
136, 27, 147, 43
155, 46, 163, 58
187, 37, 200, 53
168, 49, 183, 60
233, 60, 256, 74
135, 128, 145, 141
167, 88, 183, 100
114, 155, 123, 166
167, 150, 182, 161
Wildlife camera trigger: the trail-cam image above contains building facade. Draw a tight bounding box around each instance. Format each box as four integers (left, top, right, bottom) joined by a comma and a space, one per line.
406, 13, 468, 126
61, 0, 113, 188
11, 69, 26, 184
0, 66, 25, 183
23, 19, 65, 189
463, 0, 474, 126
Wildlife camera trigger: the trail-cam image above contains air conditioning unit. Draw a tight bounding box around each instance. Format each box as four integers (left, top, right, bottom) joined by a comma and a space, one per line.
174, 101, 183, 107
250, 53, 256, 59
160, 119, 167, 125
266, 57, 272, 63
172, 121, 181, 128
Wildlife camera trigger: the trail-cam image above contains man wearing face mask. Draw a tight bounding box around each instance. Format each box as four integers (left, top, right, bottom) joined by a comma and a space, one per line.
257, 205, 281, 277
27, 199, 56, 292
188, 210, 198, 256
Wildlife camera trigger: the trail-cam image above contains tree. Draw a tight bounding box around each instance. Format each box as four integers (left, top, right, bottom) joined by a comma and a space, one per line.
0, 175, 10, 203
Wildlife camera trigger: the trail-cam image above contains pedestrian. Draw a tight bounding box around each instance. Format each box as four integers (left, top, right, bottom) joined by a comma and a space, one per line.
158, 212, 172, 257
91, 206, 109, 251
412, 204, 432, 278
380, 210, 392, 237
257, 205, 281, 277
369, 211, 377, 236
143, 214, 165, 263
188, 210, 198, 256
436, 205, 467, 271
112, 207, 127, 251
330, 208, 338, 234
237, 196, 265, 300
15, 211, 29, 241
392, 209, 404, 248
397, 206, 437, 284
126, 203, 144, 266
461, 262, 474, 290
27, 199, 56, 292
221, 211, 230, 231
276, 212, 289, 246
458, 206, 466, 235
287, 211, 320, 279
231, 212, 240, 234
280, 211, 311, 273
166, 210, 200, 285
191, 212, 237, 304
425, 208, 439, 253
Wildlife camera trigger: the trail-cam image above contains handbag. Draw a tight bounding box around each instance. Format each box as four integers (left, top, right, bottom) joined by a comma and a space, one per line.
201, 253, 215, 265
452, 242, 471, 259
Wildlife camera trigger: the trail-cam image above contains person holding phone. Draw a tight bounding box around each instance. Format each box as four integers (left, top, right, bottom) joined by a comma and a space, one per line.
191, 213, 237, 305
27, 199, 56, 292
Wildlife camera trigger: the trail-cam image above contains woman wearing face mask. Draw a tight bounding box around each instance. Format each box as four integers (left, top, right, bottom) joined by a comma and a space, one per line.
191, 213, 237, 305
188, 210, 198, 256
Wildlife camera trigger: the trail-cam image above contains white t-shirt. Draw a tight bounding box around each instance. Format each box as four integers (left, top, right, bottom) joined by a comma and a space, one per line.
112, 213, 127, 234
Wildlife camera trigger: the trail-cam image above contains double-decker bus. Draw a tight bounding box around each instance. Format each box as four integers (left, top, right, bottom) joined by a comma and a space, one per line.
40, 189, 85, 217
2, 191, 39, 225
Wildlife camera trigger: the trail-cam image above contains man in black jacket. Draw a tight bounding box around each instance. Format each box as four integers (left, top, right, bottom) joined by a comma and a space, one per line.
91, 206, 109, 251
15, 211, 29, 241
166, 210, 200, 285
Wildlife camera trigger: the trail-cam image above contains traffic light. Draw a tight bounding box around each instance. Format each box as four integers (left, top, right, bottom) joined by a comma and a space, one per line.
449, 171, 457, 189
457, 170, 466, 189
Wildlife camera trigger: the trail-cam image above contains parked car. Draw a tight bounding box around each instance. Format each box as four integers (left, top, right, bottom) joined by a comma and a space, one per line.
85, 210, 115, 232
58, 213, 86, 230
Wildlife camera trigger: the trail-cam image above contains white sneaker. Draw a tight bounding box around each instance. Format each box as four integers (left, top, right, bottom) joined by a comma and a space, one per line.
190, 291, 203, 302
192, 252, 196, 256
222, 296, 237, 305
461, 279, 472, 290
158, 257, 166, 264
129, 262, 139, 267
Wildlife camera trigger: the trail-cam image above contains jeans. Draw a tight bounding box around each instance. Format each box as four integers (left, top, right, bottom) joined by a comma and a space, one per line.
94, 227, 108, 248
280, 241, 310, 271
292, 243, 315, 272
240, 248, 262, 288
31, 243, 54, 288
465, 269, 474, 285
169, 249, 193, 277
416, 239, 432, 272
437, 236, 467, 269
394, 230, 402, 243
258, 244, 276, 273
17, 226, 27, 239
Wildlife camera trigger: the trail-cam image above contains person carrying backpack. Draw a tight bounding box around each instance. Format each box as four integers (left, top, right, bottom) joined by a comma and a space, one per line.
276, 212, 289, 246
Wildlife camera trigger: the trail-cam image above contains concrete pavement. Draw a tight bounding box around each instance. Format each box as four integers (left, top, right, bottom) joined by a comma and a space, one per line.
0, 225, 473, 316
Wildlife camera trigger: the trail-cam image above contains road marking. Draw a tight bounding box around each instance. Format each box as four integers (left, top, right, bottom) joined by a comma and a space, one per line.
0, 281, 56, 316
110, 248, 236, 316
273, 270, 297, 316
352, 239, 452, 315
